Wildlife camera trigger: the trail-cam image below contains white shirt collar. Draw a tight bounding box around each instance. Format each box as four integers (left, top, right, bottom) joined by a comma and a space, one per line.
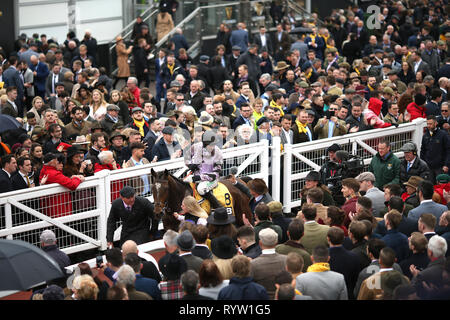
255, 194, 264, 202
421, 199, 434, 204
379, 268, 394, 273
2, 169, 11, 178
262, 248, 276, 255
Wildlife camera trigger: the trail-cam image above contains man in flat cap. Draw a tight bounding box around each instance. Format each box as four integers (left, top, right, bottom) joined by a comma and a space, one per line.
107, 185, 159, 247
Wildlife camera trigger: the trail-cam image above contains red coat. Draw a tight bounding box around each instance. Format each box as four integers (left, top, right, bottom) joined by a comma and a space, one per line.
406, 102, 426, 121
39, 164, 82, 218
94, 163, 124, 201
342, 197, 358, 228
434, 183, 450, 205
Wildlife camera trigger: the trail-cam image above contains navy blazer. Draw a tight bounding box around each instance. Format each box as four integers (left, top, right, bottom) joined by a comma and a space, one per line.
329, 245, 362, 300
374, 217, 418, 238
381, 229, 410, 262
150, 138, 181, 162
3, 66, 24, 110
11, 172, 30, 191
249, 193, 273, 214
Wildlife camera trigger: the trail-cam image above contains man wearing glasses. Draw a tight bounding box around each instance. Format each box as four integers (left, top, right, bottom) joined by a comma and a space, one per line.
436, 102, 450, 131
232, 103, 254, 130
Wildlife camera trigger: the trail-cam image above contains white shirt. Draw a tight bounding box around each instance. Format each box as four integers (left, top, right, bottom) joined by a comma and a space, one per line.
262, 248, 276, 255
19, 171, 31, 187
414, 60, 422, 73
260, 33, 267, 48
420, 199, 434, 205
379, 268, 394, 273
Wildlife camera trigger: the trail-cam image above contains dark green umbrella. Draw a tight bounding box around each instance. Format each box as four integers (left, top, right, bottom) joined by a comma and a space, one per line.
0, 239, 64, 291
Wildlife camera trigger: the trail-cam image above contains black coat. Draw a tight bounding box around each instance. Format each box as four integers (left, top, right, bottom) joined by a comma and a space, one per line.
150, 138, 181, 162
0, 170, 13, 194
132, 46, 149, 76
11, 172, 30, 191
329, 245, 362, 300
106, 196, 157, 246
192, 245, 213, 260
399, 157, 432, 185
412, 256, 446, 299
271, 212, 292, 244
209, 65, 231, 92
345, 115, 372, 132
399, 252, 430, 280
374, 217, 418, 238
421, 127, 450, 170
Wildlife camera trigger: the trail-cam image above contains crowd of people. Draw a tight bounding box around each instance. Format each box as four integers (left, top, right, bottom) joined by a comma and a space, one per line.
1, 0, 450, 300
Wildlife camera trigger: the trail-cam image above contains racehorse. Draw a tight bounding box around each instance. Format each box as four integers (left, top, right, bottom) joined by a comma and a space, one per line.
150, 168, 253, 231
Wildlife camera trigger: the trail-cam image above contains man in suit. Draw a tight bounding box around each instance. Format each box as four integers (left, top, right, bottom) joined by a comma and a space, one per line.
2, 56, 25, 117
251, 228, 287, 300
357, 247, 409, 300
279, 114, 293, 145
254, 26, 273, 56
11, 156, 34, 191
354, 238, 403, 298
291, 110, 314, 144
274, 23, 292, 62
328, 227, 362, 300
185, 80, 204, 113
296, 245, 348, 300
410, 235, 448, 299
143, 118, 162, 151
229, 22, 249, 54
2, 86, 20, 118
151, 126, 182, 162
374, 196, 418, 237
0, 154, 17, 194
253, 203, 283, 244
232, 102, 253, 130
176, 230, 203, 273
408, 180, 448, 222
381, 210, 410, 262
418, 213, 437, 241
29, 54, 49, 99
124, 252, 161, 300
297, 204, 330, 254
45, 63, 63, 99
106, 186, 158, 247
411, 50, 431, 76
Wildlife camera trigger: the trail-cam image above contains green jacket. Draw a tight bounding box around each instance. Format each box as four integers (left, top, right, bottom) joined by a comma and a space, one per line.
369, 152, 401, 189
254, 220, 283, 244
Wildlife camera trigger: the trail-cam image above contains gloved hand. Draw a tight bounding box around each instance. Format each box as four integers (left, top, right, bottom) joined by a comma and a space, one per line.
187, 163, 199, 172
192, 175, 202, 182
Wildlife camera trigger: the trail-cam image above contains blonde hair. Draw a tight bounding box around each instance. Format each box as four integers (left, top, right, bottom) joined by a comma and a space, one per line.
32, 96, 44, 108
183, 196, 208, 219
74, 275, 99, 300
91, 89, 107, 113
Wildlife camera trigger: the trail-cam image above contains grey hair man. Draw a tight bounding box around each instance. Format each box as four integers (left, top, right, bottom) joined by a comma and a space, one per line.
115, 264, 152, 300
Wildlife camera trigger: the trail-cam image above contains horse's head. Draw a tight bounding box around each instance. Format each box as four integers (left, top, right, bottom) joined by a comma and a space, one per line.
150, 168, 170, 218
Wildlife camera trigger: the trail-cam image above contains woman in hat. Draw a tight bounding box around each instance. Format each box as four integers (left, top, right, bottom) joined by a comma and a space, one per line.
211, 235, 238, 280
89, 89, 108, 121
207, 207, 237, 241
63, 146, 90, 178
74, 84, 92, 106
173, 196, 209, 226
156, 10, 174, 42
402, 176, 423, 208
109, 90, 131, 125
114, 36, 133, 88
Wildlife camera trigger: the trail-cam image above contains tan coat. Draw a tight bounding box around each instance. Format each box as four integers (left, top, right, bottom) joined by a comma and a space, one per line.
116, 42, 132, 78
213, 256, 234, 280
156, 12, 174, 42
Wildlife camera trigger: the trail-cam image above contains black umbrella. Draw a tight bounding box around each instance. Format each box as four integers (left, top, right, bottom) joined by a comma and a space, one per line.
0, 114, 22, 133
0, 239, 64, 291
290, 27, 313, 35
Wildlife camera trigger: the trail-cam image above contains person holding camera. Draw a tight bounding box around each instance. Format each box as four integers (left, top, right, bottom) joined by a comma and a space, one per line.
313, 108, 347, 140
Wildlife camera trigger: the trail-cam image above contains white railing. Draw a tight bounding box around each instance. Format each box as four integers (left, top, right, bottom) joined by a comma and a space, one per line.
0, 141, 269, 255
281, 118, 427, 214
0, 119, 427, 254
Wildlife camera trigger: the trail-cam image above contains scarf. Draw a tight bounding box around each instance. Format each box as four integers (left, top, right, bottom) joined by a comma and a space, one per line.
0, 142, 11, 154
305, 68, 313, 79
167, 63, 175, 75
354, 67, 360, 76
295, 120, 308, 134
270, 100, 284, 116
133, 119, 146, 137
307, 262, 330, 272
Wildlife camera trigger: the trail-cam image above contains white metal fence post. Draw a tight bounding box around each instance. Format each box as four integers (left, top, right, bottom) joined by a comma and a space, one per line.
260, 139, 270, 184
283, 143, 292, 214
412, 118, 426, 153
96, 170, 110, 251
271, 136, 281, 202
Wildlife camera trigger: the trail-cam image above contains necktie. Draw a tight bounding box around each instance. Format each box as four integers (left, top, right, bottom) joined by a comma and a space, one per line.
407, 162, 412, 172
52, 74, 57, 93
126, 206, 132, 212
25, 175, 31, 187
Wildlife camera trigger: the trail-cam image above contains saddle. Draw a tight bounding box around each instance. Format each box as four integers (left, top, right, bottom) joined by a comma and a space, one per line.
190, 182, 234, 215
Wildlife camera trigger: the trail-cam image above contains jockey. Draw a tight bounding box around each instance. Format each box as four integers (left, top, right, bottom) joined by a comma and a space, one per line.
183, 129, 223, 209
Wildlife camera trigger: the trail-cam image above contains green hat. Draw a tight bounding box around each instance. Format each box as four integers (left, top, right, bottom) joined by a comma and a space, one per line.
436, 174, 450, 184
383, 87, 394, 95
297, 81, 309, 88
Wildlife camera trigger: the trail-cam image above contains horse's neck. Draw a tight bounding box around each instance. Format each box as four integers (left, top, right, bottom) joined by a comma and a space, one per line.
168, 178, 193, 209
